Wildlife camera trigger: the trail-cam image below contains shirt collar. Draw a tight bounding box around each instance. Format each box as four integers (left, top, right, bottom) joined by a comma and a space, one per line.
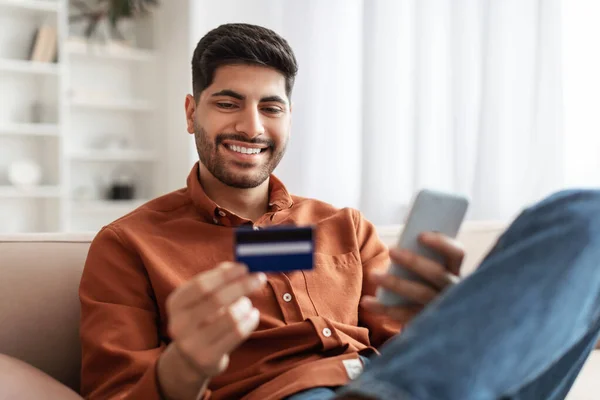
186, 162, 294, 224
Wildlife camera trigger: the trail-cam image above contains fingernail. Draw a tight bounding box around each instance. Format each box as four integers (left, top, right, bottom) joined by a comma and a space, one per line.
241, 308, 260, 334
231, 297, 252, 321
252, 273, 267, 288
361, 297, 377, 308
422, 232, 438, 240
370, 271, 386, 283
371, 270, 385, 279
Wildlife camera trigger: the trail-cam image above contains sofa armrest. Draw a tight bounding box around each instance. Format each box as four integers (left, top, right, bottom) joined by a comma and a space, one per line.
0, 354, 83, 400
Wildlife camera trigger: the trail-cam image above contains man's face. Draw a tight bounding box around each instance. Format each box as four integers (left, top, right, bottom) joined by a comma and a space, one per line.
187, 64, 292, 189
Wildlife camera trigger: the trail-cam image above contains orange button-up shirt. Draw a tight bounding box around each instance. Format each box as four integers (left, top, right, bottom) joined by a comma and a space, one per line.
79, 162, 401, 400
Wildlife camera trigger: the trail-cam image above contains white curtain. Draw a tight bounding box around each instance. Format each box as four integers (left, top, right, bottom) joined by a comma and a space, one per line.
189, 0, 564, 224
562, 0, 600, 189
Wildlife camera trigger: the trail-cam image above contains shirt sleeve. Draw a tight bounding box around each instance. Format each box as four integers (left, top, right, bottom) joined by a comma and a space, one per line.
353, 209, 403, 348
79, 226, 171, 400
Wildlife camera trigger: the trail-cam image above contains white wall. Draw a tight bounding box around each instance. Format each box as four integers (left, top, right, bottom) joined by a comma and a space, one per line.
153, 0, 196, 193
562, 0, 600, 188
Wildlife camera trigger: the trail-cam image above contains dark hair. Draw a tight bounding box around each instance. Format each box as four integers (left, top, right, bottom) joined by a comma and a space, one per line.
192, 23, 298, 101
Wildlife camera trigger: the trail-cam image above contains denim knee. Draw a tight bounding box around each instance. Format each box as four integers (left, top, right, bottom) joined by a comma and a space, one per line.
492, 189, 600, 254
530, 189, 600, 215
523, 190, 600, 228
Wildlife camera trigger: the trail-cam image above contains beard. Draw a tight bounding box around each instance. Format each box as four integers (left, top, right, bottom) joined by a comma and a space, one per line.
194, 123, 287, 189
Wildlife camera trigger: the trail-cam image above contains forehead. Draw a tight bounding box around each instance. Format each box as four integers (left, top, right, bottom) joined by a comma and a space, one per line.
203, 64, 287, 99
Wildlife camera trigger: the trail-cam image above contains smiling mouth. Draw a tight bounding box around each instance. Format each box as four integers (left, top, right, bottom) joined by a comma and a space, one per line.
224, 144, 269, 155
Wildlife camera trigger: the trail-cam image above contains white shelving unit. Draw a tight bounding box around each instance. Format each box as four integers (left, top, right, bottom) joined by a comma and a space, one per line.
0, 123, 60, 136
68, 149, 157, 162
66, 41, 156, 62
0, 58, 60, 74
0, 185, 61, 198
70, 97, 155, 112
71, 199, 149, 214
0, 0, 162, 233
0, 0, 60, 13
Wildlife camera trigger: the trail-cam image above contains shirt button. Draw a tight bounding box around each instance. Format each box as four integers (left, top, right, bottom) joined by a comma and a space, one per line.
218, 210, 226, 217
283, 293, 292, 302
322, 328, 332, 338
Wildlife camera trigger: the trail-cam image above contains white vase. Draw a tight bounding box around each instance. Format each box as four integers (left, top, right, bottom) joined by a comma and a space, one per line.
8, 160, 42, 189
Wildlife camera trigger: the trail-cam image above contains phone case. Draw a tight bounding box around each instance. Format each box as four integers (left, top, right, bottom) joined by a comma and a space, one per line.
376, 189, 469, 306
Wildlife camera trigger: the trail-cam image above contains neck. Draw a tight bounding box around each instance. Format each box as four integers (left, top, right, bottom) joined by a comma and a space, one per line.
198, 163, 270, 222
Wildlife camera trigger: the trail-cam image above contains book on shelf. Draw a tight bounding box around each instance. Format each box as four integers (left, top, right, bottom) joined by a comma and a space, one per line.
29, 24, 58, 63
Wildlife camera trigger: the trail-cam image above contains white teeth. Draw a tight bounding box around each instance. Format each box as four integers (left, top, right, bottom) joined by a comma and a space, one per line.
227, 145, 262, 155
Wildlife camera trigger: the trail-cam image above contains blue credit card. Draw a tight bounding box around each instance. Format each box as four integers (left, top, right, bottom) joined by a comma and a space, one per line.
234, 225, 314, 273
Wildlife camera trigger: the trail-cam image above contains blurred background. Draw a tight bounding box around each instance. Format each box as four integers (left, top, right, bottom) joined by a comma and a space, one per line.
0, 0, 597, 233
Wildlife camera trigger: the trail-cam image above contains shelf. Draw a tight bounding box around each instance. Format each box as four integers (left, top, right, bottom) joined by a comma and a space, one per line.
0, 0, 59, 12
71, 199, 148, 214
0, 185, 61, 198
70, 97, 155, 112
0, 58, 59, 75
66, 41, 156, 62
0, 123, 60, 136
68, 149, 157, 162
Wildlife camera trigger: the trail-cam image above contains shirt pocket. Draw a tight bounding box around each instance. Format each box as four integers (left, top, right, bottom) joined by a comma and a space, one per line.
305, 251, 363, 325
314, 251, 360, 268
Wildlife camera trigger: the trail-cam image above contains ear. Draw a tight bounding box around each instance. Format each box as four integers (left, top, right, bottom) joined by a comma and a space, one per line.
288, 101, 293, 135
185, 94, 196, 134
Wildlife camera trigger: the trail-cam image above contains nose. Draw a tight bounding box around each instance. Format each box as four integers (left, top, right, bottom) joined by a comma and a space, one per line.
235, 107, 265, 139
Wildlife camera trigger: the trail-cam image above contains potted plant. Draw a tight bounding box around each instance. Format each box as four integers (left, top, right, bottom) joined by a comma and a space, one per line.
70, 0, 159, 44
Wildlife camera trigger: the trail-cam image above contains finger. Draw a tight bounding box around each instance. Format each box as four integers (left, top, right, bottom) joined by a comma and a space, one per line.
175, 305, 260, 376
183, 294, 256, 342
171, 294, 253, 341
169, 273, 266, 338
173, 297, 258, 372
419, 232, 465, 275
389, 248, 454, 291
167, 262, 248, 313
199, 273, 266, 320
371, 271, 438, 305
210, 307, 260, 356
360, 296, 422, 321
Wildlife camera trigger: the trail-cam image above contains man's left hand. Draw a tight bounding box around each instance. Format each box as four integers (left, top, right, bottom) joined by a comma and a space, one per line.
361, 232, 465, 324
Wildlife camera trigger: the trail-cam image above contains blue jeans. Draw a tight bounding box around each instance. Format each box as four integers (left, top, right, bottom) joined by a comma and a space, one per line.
290, 190, 600, 400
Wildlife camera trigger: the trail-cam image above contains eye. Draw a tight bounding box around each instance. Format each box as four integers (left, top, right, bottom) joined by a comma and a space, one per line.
262, 106, 283, 114
216, 102, 238, 110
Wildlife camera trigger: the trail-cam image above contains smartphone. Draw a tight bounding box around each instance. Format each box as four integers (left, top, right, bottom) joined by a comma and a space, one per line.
234, 225, 314, 273
376, 189, 469, 306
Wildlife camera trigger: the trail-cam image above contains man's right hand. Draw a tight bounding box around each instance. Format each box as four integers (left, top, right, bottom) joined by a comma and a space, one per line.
157, 262, 266, 400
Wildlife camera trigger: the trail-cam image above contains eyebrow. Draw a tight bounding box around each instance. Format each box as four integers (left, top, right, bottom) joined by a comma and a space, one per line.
211, 90, 287, 106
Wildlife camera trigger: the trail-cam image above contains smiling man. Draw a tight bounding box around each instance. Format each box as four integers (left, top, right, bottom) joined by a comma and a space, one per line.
79, 23, 600, 400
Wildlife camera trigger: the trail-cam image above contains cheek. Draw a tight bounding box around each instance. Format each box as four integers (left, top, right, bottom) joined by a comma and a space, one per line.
268, 119, 291, 143
197, 108, 232, 134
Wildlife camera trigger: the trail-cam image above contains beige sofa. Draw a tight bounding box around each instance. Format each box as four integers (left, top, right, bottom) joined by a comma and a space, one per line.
0, 223, 598, 399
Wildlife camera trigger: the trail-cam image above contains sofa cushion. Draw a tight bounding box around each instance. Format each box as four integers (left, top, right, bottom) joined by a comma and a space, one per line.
0, 354, 83, 400
0, 233, 95, 393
